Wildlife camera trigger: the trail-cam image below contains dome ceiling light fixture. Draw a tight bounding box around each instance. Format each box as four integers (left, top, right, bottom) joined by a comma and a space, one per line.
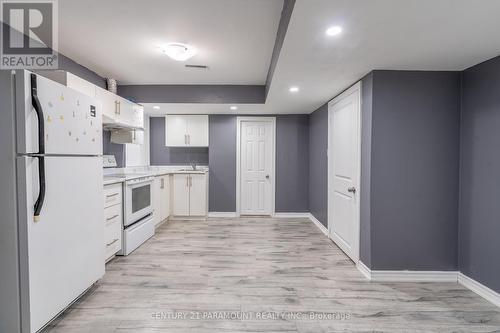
160, 43, 197, 61
326, 26, 343, 36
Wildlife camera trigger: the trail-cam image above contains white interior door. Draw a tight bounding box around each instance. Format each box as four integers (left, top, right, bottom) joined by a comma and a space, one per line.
328, 83, 361, 262
239, 119, 274, 216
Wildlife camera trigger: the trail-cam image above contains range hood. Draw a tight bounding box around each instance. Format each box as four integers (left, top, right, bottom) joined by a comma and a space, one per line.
103, 115, 144, 131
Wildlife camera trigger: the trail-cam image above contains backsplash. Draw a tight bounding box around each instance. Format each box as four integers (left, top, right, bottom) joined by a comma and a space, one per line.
103, 130, 126, 167
149, 117, 209, 165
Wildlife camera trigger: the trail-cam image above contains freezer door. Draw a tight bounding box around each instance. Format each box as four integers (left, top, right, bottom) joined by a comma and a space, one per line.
15, 70, 103, 155
17, 156, 105, 333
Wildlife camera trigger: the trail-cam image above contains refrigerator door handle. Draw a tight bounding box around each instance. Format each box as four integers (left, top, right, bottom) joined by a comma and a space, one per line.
31, 73, 45, 154
34, 156, 46, 222
31, 73, 46, 221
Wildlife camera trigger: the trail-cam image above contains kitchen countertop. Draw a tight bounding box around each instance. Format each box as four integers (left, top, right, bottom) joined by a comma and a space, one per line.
103, 166, 209, 186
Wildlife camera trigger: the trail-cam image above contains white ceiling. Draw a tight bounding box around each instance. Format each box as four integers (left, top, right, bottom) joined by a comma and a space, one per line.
59, 0, 500, 114
266, 0, 500, 114
58, 0, 283, 85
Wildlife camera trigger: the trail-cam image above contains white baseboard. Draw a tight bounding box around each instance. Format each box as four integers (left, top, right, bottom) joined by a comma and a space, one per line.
208, 212, 238, 218
356, 261, 372, 280
371, 270, 459, 282
354, 266, 499, 307
307, 213, 328, 236
356, 262, 458, 282
458, 273, 500, 307
273, 212, 328, 236
274, 212, 309, 218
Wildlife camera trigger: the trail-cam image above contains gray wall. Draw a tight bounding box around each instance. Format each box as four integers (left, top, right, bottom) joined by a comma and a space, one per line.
276, 114, 309, 212
368, 70, 461, 270
103, 131, 126, 167
0, 69, 22, 333
58, 53, 106, 88
204, 115, 310, 212
459, 56, 500, 293
208, 115, 237, 212
118, 85, 265, 104
149, 117, 209, 165
150, 115, 310, 212
308, 104, 328, 227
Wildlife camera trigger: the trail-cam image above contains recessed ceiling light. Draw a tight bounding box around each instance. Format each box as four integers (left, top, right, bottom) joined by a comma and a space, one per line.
153, 106, 160, 110
160, 43, 197, 61
289, 86, 299, 93
230, 106, 238, 111
326, 26, 342, 36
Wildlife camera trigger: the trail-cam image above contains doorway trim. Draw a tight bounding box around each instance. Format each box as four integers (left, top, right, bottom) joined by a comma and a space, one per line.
327, 82, 362, 262
236, 117, 276, 217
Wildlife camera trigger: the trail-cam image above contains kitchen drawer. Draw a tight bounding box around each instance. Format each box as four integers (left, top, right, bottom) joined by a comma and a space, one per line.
103, 183, 122, 208
104, 204, 122, 261
104, 202, 122, 226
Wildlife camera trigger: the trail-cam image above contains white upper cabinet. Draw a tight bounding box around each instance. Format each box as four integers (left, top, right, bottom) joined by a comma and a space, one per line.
36, 70, 96, 98
95, 89, 143, 129
95, 86, 118, 121
186, 115, 209, 146
165, 115, 209, 147
66, 73, 96, 97
132, 104, 145, 128
38, 70, 144, 130
165, 115, 188, 146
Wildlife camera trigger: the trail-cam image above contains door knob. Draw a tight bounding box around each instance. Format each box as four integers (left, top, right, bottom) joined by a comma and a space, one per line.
265, 175, 270, 179
347, 187, 356, 193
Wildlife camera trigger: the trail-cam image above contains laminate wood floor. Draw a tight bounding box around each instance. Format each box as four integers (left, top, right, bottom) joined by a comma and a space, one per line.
43, 217, 500, 333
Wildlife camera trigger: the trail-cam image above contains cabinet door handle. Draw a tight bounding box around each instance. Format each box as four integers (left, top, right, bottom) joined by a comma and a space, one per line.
106, 238, 119, 247
186, 175, 189, 187
161, 178, 164, 189
118, 101, 121, 114
188, 134, 190, 145
106, 193, 119, 198
114, 101, 119, 114
189, 175, 192, 187
184, 134, 187, 145
106, 214, 119, 221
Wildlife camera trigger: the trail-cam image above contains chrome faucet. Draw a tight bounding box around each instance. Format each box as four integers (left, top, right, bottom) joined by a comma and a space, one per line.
190, 161, 197, 171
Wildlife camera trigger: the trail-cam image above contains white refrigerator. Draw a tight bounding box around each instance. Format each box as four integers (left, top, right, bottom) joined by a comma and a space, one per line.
13, 70, 105, 332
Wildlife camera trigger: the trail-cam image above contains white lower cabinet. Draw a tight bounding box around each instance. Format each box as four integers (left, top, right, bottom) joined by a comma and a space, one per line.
153, 175, 170, 227
103, 183, 123, 262
172, 173, 208, 217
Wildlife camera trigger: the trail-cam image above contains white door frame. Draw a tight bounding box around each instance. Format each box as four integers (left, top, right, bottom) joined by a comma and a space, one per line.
327, 82, 362, 262
236, 117, 276, 217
